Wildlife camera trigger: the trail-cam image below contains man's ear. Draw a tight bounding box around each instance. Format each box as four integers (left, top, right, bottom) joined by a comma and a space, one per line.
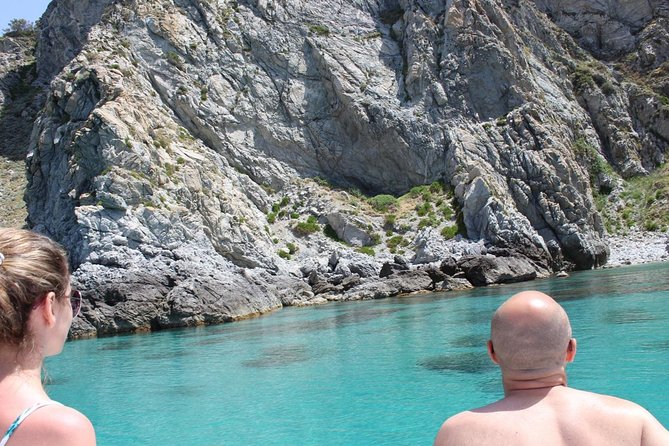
566, 338, 577, 363
487, 340, 499, 364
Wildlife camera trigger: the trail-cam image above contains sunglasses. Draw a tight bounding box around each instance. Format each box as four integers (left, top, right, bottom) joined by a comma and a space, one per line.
70, 289, 82, 318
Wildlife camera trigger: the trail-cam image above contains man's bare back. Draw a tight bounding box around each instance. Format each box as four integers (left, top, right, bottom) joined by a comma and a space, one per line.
433, 291, 669, 446
436, 386, 668, 446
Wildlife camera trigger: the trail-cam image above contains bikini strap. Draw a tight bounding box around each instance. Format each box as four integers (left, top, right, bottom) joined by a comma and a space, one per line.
0, 401, 63, 446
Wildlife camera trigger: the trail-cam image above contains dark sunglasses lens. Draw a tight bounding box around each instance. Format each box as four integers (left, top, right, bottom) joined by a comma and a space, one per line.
71, 290, 82, 317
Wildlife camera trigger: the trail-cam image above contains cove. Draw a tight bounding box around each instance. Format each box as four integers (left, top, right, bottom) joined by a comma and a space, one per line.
46, 262, 669, 445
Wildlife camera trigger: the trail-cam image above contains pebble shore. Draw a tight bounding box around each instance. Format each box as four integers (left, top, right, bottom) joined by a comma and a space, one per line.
605, 231, 669, 267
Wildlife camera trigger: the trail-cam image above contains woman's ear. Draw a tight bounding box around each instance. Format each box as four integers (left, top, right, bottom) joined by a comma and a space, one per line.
36, 292, 58, 326
487, 340, 499, 364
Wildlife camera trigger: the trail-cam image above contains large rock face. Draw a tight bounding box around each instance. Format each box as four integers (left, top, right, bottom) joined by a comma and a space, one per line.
4, 0, 667, 336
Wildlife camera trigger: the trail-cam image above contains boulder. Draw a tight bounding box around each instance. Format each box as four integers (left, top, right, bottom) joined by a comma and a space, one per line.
457, 254, 538, 287
379, 260, 411, 278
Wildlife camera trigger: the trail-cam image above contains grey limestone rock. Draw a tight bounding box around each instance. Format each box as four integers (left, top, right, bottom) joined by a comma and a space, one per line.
457, 253, 539, 287
6, 0, 667, 335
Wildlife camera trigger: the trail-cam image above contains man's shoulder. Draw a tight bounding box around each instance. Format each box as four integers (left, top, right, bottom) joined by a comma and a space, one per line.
566, 387, 651, 414
434, 407, 506, 446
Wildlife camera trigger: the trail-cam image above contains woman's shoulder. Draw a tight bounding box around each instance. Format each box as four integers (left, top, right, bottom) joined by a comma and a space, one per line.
17, 403, 96, 446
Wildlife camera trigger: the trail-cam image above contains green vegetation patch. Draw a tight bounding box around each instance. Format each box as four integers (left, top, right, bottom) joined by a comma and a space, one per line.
571, 63, 596, 92
441, 224, 459, 240
572, 137, 613, 185
368, 194, 398, 212
165, 50, 183, 69
596, 163, 669, 234
356, 246, 375, 256
308, 24, 330, 36
277, 249, 291, 260
294, 215, 320, 236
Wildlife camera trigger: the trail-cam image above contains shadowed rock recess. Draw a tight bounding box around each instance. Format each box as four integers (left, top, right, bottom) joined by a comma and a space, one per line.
3, 0, 666, 337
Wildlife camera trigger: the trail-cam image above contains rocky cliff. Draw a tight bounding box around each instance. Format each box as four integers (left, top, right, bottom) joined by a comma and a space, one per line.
1, 0, 667, 337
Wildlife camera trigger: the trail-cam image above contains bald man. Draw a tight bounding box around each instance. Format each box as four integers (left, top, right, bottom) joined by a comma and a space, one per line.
434, 290, 669, 446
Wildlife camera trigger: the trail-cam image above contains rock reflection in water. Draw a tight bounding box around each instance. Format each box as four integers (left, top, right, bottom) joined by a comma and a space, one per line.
419, 352, 495, 374
451, 334, 488, 348
158, 385, 206, 397
144, 349, 193, 361
641, 339, 669, 351
242, 345, 311, 368
603, 309, 660, 325
98, 340, 136, 351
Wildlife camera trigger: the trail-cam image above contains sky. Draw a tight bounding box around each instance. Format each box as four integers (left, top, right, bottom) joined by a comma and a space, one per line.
1, 0, 52, 32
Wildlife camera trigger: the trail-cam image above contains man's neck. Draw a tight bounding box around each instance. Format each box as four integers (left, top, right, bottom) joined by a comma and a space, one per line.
501, 369, 568, 396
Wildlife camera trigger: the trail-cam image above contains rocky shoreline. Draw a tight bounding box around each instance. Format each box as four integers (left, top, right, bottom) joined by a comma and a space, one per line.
605, 230, 669, 267
69, 230, 668, 338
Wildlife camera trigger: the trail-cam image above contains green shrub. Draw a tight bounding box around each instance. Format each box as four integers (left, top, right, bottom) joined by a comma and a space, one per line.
429, 181, 444, 193
441, 225, 458, 240
313, 176, 330, 187
278, 249, 291, 260
294, 215, 319, 236
164, 163, 176, 177
165, 50, 183, 69
418, 216, 438, 228
572, 137, 612, 182
176, 157, 185, 165
267, 212, 277, 224
154, 134, 170, 149
572, 63, 595, 92
386, 235, 405, 252
286, 242, 298, 254
290, 212, 300, 219
601, 81, 615, 95
409, 185, 428, 198
416, 202, 432, 217
356, 246, 375, 256
440, 205, 454, 219
384, 214, 396, 227
309, 24, 330, 36
3, 19, 35, 36
370, 233, 381, 245
369, 194, 397, 212
644, 220, 659, 231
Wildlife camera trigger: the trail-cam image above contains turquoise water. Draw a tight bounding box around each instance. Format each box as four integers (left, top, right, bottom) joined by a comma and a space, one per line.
46, 262, 669, 445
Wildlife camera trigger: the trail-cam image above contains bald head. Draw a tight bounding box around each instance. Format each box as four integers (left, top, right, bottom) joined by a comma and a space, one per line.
490, 291, 573, 373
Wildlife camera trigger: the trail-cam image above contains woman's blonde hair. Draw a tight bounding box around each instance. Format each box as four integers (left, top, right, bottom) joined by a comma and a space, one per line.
0, 228, 70, 347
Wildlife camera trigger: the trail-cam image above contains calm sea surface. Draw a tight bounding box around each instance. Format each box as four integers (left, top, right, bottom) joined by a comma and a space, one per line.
46, 262, 669, 445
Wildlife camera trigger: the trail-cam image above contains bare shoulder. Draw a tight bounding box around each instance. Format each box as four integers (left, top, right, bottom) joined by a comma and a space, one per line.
433, 409, 492, 446
575, 387, 660, 416
26, 404, 96, 446
569, 388, 669, 445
